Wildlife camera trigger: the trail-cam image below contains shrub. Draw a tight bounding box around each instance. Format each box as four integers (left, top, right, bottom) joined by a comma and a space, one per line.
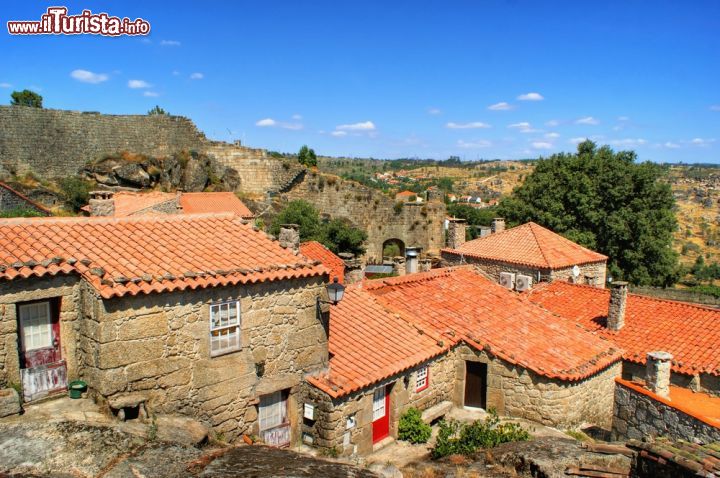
431, 409, 529, 459
398, 408, 431, 444
58, 177, 93, 212
393, 201, 404, 214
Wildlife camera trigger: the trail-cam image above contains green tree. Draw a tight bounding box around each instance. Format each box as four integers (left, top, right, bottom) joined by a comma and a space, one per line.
497, 141, 679, 286
270, 200, 321, 241
58, 177, 93, 212
298, 145, 318, 168
11, 89, 43, 108
147, 105, 168, 115
318, 218, 367, 256
447, 204, 498, 240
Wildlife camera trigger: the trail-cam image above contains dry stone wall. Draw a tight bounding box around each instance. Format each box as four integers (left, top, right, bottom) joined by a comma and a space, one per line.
285, 172, 447, 259
0, 186, 49, 215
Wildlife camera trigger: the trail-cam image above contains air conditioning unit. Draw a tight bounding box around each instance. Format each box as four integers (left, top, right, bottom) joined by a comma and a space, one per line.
499, 272, 516, 289
515, 274, 532, 292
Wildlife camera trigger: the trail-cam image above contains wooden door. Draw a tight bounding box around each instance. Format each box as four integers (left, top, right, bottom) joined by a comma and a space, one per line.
18, 301, 61, 368
464, 361, 487, 409
372, 385, 390, 443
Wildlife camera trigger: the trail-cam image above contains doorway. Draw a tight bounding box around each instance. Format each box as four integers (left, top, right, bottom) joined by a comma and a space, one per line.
464, 361, 487, 409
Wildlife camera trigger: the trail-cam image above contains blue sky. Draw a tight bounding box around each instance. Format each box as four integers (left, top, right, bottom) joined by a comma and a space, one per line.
2, 1, 719, 162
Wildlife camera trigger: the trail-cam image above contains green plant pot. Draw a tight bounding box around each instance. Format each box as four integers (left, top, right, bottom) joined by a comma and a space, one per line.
68, 380, 87, 399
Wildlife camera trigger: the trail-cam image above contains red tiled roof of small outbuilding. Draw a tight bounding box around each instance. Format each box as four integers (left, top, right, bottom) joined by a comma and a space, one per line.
299, 241, 345, 284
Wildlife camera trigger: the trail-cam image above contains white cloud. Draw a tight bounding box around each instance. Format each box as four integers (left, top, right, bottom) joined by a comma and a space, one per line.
710, 105, 720, 111
70, 69, 109, 84
569, 137, 588, 144
446, 121, 491, 129
281, 123, 303, 131
690, 138, 716, 146
189, 72, 204, 80
143, 91, 159, 97
256, 118, 277, 127
544, 132, 560, 139
664, 142, 680, 149
457, 139, 492, 148
618, 116, 630, 121
331, 131, 347, 137
292, 114, 302, 120
576, 116, 599, 125
610, 138, 647, 147
0, 82, 11, 88
336, 121, 376, 131
545, 119, 560, 127
508, 121, 539, 133
427, 107, 442, 115
532, 141, 553, 150
140, 38, 151, 44
171, 70, 180, 76
517, 92, 544, 101
128, 79, 151, 89
160, 40, 181, 46
488, 102, 513, 111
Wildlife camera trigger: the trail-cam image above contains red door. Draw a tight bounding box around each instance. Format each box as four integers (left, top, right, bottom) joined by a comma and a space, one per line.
372, 385, 390, 443
18, 301, 61, 368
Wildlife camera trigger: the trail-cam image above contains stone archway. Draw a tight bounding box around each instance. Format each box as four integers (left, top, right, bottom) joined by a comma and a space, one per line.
381, 238, 405, 261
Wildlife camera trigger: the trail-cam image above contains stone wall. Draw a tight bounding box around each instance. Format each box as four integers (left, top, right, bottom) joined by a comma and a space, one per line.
285, 172, 447, 259
621, 362, 720, 396
76, 275, 328, 441
301, 353, 457, 455
0, 186, 49, 215
613, 379, 720, 442
454, 345, 621, 429
0, 275, 82, 389
440, 253, 607, 289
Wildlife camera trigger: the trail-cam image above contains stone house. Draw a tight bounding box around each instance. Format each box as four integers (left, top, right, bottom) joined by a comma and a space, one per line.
441, 219, 607, 289
0, 213, 328, 444
303, 267, 623, 455
528, 280, 720, 396
0, 182, 51, 216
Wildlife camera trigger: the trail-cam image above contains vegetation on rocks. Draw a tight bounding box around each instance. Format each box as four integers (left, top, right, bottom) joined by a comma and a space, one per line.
398, 407, 432, 444
298, 145, 318, 168
0, 207, 45, 218
10, 89, 42, 108
58, 177, 94, 212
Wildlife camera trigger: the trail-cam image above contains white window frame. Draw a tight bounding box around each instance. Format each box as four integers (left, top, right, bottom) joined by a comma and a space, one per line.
372, 387, 386, 422
259, 390, 288, 431
19, 302, 52, 351
416, 365, 429, 392
209, 300, 241, 357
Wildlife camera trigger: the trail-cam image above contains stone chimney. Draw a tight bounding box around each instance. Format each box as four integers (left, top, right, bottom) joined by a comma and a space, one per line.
278, 224, 300, 253
646, 351, 673, 399
419, 258, 432, 272
338, 252, 363, 285
88, 191, 115, 216
491, 218, 505, 234
447, 218, 466, 249
392, 256, 406, 276
405, 247, 421, 274
607, 281, 628, 331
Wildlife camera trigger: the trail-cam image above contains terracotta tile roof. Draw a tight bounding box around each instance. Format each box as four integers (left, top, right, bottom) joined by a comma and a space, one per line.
307, 287, 450, 398
0, 213, 326, 299
0, 182, 52, 215
112, 191, 177, 216
628, 438, 720, 476
362, 267, 622, 381
395, 190, 416, 197
527, 281, 720, 376
618, 378, 720, 428
179, 192, 254, 218
442, 222, 607, 269
299, 241, 345, 284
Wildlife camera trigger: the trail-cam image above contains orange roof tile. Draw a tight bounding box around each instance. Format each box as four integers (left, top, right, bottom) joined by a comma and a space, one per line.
179, 192, 254, 218
299, 241, 345, 284
0, 213, 326, 299
442, 222, 607, 269
617, 378, 720, 428
307, 287, 450, 398
362, 267, 622, 381
395, 190, 416, 197
112, 191, 177, 216
527, 281, 720, 376
0, 182, 52, 215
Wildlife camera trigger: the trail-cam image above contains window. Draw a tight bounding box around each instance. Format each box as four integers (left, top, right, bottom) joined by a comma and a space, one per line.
372, 387, 386, 421
19, 302, 52, 351
209, 300, 240, 356
259, 390, 291, 447
416, 366, 429, 392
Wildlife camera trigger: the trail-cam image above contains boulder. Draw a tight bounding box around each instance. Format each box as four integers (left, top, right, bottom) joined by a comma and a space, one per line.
115, 163, 151, 188
182, 155, 210, 192
0, 388, 22, 418
155, 415, 209, 446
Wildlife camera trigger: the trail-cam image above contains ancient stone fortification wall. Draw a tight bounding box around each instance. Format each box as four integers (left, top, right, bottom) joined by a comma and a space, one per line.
454, 345, 621, 429
613, 380, 720, 442
0, 106, 207, 178
303, 353, 456, 455
0, 275, 82, 389
285, 172, 447, 259
79, 275, 327, 441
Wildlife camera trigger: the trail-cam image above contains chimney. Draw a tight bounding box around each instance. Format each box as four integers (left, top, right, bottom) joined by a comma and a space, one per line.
419, 258, 432, 272
405, 247, 421, 274
607, 281, 628, 331
646, 351, 673, 399
447, 218, 466, 249
338, 252, 363, 285
88, 190, 115, 216
491, 218, 505, 234
278, 224, 300, 253
392, 256, 406, 276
